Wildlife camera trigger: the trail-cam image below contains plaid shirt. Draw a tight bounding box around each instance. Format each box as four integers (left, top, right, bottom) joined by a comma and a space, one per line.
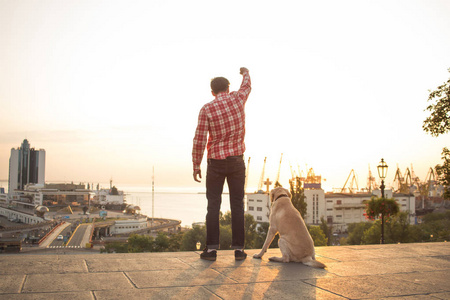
192, 71, 251, 172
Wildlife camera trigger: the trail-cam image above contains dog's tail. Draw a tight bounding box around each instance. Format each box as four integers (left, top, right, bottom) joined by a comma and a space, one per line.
302, 256, 326, 269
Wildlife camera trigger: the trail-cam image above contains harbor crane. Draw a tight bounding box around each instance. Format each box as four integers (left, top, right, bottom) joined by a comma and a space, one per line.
274, 153, 283, 187
367, 165, 378, 192
257, 157, 267, 193
244, 157, 251, 194
341, 169, 359, 193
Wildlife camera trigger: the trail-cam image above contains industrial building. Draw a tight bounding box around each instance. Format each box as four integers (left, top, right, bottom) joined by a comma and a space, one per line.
245, 166, 418, 234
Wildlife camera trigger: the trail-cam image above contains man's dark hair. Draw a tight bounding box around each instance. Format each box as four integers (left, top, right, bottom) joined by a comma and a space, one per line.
211, 77, 230, 94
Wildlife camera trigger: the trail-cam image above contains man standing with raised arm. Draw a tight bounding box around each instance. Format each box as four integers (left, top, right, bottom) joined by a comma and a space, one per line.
192, 67, 251, 261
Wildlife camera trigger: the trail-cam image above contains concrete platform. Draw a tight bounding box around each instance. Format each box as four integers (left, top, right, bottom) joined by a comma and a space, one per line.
0, 242, 449, 299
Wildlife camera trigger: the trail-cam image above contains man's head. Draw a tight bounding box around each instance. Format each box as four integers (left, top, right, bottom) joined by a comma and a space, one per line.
211, 77, 230, 95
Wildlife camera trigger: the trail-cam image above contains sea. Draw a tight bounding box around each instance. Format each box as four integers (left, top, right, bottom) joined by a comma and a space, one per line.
0, 181, 233, 228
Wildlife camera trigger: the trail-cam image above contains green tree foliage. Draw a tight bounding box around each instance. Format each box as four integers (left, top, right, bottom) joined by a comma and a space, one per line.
361, 220, 382, 244
346, 211, 450, 245
420, 210, 450, 242
435, 147, 450, 200
347, 222, 373, 245
244, 214, 258, 249
255, 222, 279, 248
308, 226, 328, 246
167, 232, 184, 252
180, 225, 206, 251
154, 232, 170, 252
128, 234, 154, 252
101, 241, 129, 253
384, 212, 415, 243
289, 177, 307, 218
219, 211, 232, 226
423, 68, 450, 137
320, 217, 333, 246
364, 197, 400, 221
219, 225, 232, 249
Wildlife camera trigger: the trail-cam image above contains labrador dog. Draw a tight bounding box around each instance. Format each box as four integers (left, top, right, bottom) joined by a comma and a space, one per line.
253, 187, 326, 268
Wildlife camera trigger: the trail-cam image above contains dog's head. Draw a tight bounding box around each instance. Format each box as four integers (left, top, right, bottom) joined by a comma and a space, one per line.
270, 187, 291, 203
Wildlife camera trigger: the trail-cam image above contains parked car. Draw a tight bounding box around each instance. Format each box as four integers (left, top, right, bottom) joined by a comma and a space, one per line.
57, 235, 63, 240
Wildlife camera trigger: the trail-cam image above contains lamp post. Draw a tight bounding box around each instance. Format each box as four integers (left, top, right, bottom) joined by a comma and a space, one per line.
377, 158, 388, 244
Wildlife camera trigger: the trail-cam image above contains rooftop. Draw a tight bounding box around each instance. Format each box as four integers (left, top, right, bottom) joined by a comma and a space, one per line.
1, 242, 449, 299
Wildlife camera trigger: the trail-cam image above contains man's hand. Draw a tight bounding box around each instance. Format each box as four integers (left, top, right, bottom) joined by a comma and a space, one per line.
240, 67, 249, 75
193, 170, 202, 183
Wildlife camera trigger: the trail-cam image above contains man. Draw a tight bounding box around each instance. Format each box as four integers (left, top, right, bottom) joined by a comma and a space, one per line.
192, 67, 251, 261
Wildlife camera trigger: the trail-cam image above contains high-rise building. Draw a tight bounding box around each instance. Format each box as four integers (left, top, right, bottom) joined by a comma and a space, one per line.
8, 139, 45, 195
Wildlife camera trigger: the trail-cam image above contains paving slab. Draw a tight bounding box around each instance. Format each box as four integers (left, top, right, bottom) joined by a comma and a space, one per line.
94, 286, 219, 300
22, 272, 134, 293
126, 268, 237, 288
0, 256, 87, 275
0, 274, 25, 294
3, 291, 95, 300
304, 275, 437, 299
85, 256, 190, 272
205, 281, 346, 299
213, 263, 333, 283
0, 242, 448, 299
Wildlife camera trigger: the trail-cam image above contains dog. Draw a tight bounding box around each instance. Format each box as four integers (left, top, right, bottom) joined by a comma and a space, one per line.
253, 187, 326, 268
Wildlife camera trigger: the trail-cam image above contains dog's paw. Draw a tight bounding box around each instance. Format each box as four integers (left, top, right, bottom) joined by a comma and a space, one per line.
253, 253, 262, 259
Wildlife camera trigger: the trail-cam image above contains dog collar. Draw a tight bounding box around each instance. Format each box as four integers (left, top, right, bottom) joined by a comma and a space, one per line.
274, 194, 289, 202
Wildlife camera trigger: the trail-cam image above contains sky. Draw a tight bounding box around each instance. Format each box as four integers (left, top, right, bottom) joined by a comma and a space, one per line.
1, 0, 449, 193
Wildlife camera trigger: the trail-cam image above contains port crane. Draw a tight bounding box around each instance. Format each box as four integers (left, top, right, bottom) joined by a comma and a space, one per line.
367, 165, 378, 192
257, 157, 267, 193
274, 153, 283, 187
341, 169, 359, 193
244, 157, 251, 194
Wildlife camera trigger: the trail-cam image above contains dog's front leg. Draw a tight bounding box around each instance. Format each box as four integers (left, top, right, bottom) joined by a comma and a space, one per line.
253, 226, 277, 259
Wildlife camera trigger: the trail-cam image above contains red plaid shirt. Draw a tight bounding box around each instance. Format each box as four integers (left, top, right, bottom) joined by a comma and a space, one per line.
192, 71, 251, 172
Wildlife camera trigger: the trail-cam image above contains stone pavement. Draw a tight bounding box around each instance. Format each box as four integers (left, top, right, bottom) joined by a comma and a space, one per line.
0, 242, 448, 299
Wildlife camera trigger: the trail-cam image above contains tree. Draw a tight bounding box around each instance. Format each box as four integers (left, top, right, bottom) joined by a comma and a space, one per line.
420, 210, 450, 242
364, 196, 399, 244
423, 69, 450, 200
320, 217, 333, 246
308, 226, 328, 246
423, 68, 450, 137
255, 222, 279, 249
154, 232, 170, 252
167, 232, 184, 252
361, 220, 381, 244
244, 214, 258, 249
435, 147, 450, 200
180, 225, 206, 251
289, 177, 307, 218
219, 211, 232, 226
346, 222, 372, 245
219, 224, 232, 249
128, 234, 154, 252
101, 241, 128, 253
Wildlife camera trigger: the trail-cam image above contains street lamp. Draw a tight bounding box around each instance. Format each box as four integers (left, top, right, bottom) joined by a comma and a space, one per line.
377, 158, 388, 244
196, 241, 201, 250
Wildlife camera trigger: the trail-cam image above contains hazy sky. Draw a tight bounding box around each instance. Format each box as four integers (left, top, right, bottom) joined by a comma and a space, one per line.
1, 0, 449, 192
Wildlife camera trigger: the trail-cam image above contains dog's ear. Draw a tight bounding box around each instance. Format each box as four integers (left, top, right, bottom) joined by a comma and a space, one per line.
270, 189, 275, 202
284, 188, 292, 199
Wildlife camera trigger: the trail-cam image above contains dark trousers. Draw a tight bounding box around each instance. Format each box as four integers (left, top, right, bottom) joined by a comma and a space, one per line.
206, 155, 245, 250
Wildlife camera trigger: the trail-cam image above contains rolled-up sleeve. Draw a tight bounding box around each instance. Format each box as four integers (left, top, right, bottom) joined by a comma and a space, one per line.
192, 106, 209, 172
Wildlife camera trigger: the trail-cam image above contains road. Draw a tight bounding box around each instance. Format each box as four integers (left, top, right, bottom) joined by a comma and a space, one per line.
49, 226, 72, 247
67, 224, 89, 247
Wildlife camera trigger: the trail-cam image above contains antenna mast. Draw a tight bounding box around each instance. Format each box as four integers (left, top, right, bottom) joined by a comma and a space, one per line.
152, 166, 155, 229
